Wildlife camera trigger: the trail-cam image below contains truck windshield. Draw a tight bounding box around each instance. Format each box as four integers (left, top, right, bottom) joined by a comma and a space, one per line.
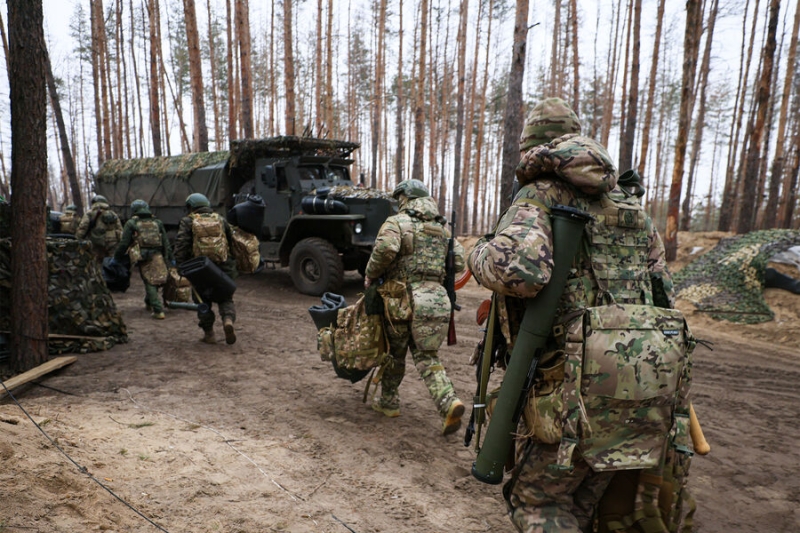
298, 165, 350, 184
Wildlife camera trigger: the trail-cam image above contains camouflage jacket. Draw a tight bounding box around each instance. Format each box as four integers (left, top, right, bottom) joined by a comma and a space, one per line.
114, 214, 173, 264
468, 135, 673, 349
173, 206, 238, 278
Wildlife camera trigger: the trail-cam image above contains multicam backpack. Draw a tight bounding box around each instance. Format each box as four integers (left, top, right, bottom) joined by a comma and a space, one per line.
135, 217, 163, 249
190, 212, 229, 263
230, 225, 260, 274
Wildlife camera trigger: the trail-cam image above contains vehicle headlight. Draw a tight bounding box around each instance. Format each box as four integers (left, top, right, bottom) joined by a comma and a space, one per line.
354, 223, 363, 234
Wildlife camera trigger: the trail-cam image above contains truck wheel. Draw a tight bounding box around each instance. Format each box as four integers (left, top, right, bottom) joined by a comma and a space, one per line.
289, 237, 344, 296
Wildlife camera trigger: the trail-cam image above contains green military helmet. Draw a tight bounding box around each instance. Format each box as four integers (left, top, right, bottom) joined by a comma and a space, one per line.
519, 97, 582, 153
392, 179, 429, 200
185, 192, 210, 209
65, 204, 78, 212
91, 194, 108, 205
130, 199, 151, 216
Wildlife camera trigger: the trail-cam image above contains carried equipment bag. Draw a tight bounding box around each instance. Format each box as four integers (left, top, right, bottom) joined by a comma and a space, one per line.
190, 212, 229, 263
230, 225, 261, 274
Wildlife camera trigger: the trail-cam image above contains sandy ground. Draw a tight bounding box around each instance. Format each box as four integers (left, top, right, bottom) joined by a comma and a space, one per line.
1, 232, 799, 533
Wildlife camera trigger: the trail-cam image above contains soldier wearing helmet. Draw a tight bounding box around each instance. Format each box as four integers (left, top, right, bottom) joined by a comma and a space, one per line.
76, 194, 123, 263
59, 204, 80, 235
173, 193, 239, 344
363, 179, 467, 436
113, 199, 173, 319
468, 98, 684, 532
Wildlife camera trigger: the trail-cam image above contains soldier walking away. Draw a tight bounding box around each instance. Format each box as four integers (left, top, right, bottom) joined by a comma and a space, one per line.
76, 195, 123, 262
363, 179, 467, 436
468, 98, 695, 532
113, 200, 173, 319
59, 205, 80, 235
174, 193, 239, 344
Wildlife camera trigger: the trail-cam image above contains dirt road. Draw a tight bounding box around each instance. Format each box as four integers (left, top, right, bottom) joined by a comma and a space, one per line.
1, 239, 799, 532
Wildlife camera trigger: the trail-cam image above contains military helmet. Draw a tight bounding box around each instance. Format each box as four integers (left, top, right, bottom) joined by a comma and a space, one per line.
519, 97, 582, 153
185, 192, 210, 209
65, 204, 78, 212
91, 194, 108, 205
392, 179, 429, 200
131, 199, 151, 216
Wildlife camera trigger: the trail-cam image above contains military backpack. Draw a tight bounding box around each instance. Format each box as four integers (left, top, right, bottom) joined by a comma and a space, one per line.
190, 212, 229, 263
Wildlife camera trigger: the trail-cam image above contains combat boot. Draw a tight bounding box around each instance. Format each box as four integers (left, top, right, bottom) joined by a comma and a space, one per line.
151, 311, 165, 320
371, 398, 400, 418
223, 317, 236, 345
201, 328, 216, 344
442, 398, 465, 436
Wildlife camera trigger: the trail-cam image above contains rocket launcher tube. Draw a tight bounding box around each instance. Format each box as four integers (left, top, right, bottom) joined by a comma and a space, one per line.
472, 205, 591, 485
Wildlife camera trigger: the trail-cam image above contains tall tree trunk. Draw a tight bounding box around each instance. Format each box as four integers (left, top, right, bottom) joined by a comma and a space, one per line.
411, 0, 428, 182
226, 0, 237, 140
471, 0, 495, 235
719, 0, 760, 230
619, 0, 641, 172
617, 0, 632, 165
206, 0, 222, 148
737, 0, 781, 234
183, 0, 209, 151
146, 0, 163, 156
600, 2, 624, 146
8, 0, 48, 373
315, 0, 323, 133
681, 0, 718, 231
637, 0, 665, 180
769, 0, 800, 228
130, 0, 145, 158
283, 0, 296, 135
549, 0, 561, 96
325, 0, 334, 133
371, 0, 387, 188
45, 50, 82, 213
236, 0, 253, 138
459, 0, 484, 234
394, 0, 404, 185
451, 0, 469, 227
499, 0, 530, 212
664, 0, 701, 261
569, 0, 580, 110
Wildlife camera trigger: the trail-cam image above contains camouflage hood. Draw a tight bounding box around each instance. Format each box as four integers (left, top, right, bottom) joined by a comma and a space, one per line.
516, 133, 618, 196
400, 196, 443, 222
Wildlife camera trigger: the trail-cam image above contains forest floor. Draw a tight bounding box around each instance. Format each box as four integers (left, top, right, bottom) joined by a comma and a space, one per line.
1, 231, 799, 533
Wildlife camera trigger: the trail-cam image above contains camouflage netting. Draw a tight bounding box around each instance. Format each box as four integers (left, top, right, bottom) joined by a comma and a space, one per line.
95, 151, 230, 209
322, 185, 394, 201
229, 136, 360, 170
0, 237, 128, 354
674, 229, 800, 324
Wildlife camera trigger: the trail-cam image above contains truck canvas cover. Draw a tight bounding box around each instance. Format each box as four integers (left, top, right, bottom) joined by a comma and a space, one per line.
95, 151, 231, 209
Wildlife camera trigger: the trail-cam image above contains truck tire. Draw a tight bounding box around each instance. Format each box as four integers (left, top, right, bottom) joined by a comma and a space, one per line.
289, 237, 344, 296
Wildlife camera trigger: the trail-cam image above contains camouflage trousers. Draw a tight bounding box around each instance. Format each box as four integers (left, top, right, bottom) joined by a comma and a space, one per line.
379, 320, 457, 417
193, 295, 236, 331
506, 440, 614, 533
139, 274, 163, 313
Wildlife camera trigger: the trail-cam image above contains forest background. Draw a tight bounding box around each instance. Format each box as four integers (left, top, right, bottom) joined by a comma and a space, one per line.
1, 0, 799, 242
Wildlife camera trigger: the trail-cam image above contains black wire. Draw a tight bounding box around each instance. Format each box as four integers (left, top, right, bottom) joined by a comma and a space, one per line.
331, 514, 359, 533
0, 378, 170, 532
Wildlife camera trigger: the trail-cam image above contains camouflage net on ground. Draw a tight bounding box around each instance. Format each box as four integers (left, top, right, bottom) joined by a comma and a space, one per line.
673, 229, 800, 324
0, 237, 128, 355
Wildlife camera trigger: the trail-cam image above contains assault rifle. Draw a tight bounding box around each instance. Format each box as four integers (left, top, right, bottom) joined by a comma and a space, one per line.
445, 210, 460, 346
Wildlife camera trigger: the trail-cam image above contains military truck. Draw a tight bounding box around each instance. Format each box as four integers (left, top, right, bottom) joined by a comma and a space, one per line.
94, 136, 396, 295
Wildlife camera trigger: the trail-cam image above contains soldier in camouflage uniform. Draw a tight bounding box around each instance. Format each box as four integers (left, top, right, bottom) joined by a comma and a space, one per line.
59, 205, 80, 235
76, 195, 123, 263
113, 200, 173, 319
174, 193, 239, 345
364, 179, 468, 436
468, 98, 676, 532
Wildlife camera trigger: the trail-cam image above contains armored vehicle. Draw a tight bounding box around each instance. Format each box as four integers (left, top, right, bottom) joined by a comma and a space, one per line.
94, 136, 396, 295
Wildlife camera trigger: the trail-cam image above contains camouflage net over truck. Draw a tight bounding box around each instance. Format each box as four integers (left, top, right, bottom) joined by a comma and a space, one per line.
674, 229, 800, 324
0, 237, 128, 355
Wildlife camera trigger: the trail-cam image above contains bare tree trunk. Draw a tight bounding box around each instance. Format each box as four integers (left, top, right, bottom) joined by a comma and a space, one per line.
225, 0, 236, 140
768, 0, 800, 228
8, 0, 48, 373
370, 0, 387, 187
130, 0, 145, 158
325, 0, 334, 133
781, 116, 800, 227
549, 0, 561, 96
183, 0, 208, 151
719, 0, 760, 230
394, 0, 404, 184
619, 0, 641, 172
601, 1, 624, 146
737, 0, 780, 234
681, 0, 718, 231
146, 0, 163, 156
499, 0, 530, 212
450, 0, 469, 226
45, 50, 82, 212
637, 0, 665, 179
410, 0, 428, 182
472, 0, 495, 235
664, 0, 701, 261
96, 0, 113, 161
206, 0, 222, 148
283, 0, 296, 135
314, 0, 323, 133
569, 0, 580, 110
234, 0, 253, 138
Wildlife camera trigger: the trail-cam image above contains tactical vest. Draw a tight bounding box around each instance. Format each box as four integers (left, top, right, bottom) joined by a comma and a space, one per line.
190, 212, 228, 263
89, 207, 120, 250
134, 217, 162, 249
60, 212, 79, 235
384, 210, 448, 284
